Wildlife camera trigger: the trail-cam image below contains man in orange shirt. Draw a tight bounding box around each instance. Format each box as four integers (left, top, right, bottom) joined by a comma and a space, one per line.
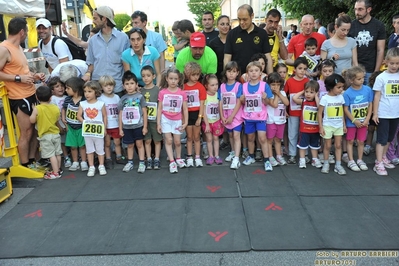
0, 17, 46, 168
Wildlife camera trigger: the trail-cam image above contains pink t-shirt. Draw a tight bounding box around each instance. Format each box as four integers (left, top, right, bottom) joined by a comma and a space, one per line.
158, 88, 187, 120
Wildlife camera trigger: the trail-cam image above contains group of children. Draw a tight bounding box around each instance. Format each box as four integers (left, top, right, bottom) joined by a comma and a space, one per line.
31, 47, 399, 177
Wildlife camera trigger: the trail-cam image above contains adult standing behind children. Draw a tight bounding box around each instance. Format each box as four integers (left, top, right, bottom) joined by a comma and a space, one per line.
349, 0, 386, 83
84, 6, 130, 95
0, 17, 46, 168
264, 9, 288, 67
209, 15, 231, 81
202, 11, 219, 45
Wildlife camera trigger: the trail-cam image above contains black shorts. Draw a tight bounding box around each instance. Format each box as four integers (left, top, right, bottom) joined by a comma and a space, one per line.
9, 94, 37, 115
122, 127, 144, 144
188, 110, 200, 126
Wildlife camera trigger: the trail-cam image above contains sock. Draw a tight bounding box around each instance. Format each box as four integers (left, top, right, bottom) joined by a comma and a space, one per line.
154, 157, 160, 161
336, 161, 341, 166
116, 155, 122, 159
263, 158, 269, 163
312, 158, 317, 161
28, 158, 35, 164
170, 160, 175, 163
299, 158, 306, 163
147, 157, 152, 161
139, 160, 145, 164
106, 157, 112, 160
22, 162, 29, 167
234, 156, 239, 160
215, 156, 220, 159
243, 148, 248, 152
186, 154, 192, 158
195, 155, 200, 159
128, 160, 133, 164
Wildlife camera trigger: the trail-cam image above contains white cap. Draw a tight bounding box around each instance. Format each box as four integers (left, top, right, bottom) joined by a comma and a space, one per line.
36, 18, 52, 28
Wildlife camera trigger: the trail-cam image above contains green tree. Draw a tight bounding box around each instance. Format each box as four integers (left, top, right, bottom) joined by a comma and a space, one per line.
187, 0, 221, 29
114, 14, 131, 31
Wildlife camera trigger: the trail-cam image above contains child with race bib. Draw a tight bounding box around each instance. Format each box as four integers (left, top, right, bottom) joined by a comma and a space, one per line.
219, 61, 243, 170
141, 65, 162, 170
318, 74, 346, 175
202, 74, 224, 165
118, 71, 148, 173
157, 68, 188, 174
266, 72, 289, 166
343, 66, 373, 172
78, 81, 107, 177
98, 75, 124, 170
372, 47, 399, 176
183, 62, 207, 167
62, 77, 88, 172
240, 61, 276, 172
293, 80, 322, 169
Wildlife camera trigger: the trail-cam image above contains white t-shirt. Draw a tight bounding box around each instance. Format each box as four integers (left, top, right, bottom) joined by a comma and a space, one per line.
373, 71, 399, 118
41, 36, 73, 70
267, 91, 287, 124
99, 94, 121, 129
50, 59, 88, 79
319, 94, 345, 128
50, 95, 66, 128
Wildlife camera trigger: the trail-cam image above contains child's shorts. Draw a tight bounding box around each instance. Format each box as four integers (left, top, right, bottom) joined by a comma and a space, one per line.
297, 132, 320, 150
188, 110, 200, 126
122, 127, 144, 144
84, 136, 105, 155
106, 128, 122, 139
39, 134, 63, 158
65, 125, 85, 148
201, 120, 224, 137
267, 123, 285, 139
226, 123, 242, 133
346, 126, 367, 142
244, 120, 266, 134
322, 125, 343, 139
144, 122, 163, 142
161, 114, 182, 135
376, 118, 399, 145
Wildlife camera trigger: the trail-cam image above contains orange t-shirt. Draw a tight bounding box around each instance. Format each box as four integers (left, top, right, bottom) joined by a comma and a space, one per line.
183, 82, 207, 112
0, 41, 35, 99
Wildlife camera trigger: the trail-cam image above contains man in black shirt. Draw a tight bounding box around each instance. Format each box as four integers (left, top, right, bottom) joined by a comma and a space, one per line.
202, 11, 219, 45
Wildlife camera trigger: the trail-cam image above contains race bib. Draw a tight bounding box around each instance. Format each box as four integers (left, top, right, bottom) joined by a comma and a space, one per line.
302, 54, 318, 72
350, 102, 368, 122
206, 102, 220, 120
274, 103, 286, 121
221, 92, 236, 110
186, 90, 200, 108
82, 120, 104, 138
303, 105, 318, 125
146, 102, 157, 121
384, 83, 399, 98
245, 94, 262, 113
162, 94, 182, 113
290, 94, 301, 111
66, 104, 80, 124
326, 105, 343, 120
121, 106, 140, 125
106, 103, 118, 120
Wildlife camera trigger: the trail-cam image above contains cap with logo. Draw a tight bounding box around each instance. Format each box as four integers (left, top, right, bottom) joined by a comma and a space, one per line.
95, 6, 116, 26
36, 18, 52, 28
190, 32, 206, 48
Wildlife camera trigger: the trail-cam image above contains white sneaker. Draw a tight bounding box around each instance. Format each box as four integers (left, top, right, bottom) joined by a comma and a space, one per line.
243, 156, 255, 165
276, 156, 287, 166
195, 158, 203, 167
299, 160, 306, 169
169, 162, 178, 173
176, 159, 186, 168
230, 157, 240, 169
87, 166, 95, 177
334, 164, 347, 175
328, 154, 335, 164
123, 162, 134, 172
137, 162, 146, 173
269, 156, 279, 167
186, 158, 194, 167
311, 158, 323, 168
225, 151, 235, 162
98, 165, 107, 175
69, 162, 80, 171
342, 153, 349, 163
318, 153, 324, 163
80, 161, 89, 171
321, 163, 330, 174
255, 149, 262, 161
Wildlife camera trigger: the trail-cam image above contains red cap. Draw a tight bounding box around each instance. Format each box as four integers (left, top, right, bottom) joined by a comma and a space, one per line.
190, 32, 206, 48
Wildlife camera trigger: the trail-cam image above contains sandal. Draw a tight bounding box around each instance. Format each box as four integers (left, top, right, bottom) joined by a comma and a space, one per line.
357, 159, 368, 171
348, 160, 360, 172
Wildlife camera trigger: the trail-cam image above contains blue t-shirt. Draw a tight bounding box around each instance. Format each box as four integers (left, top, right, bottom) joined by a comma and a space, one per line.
217, 82, 243, 100
343, 85, 374, 127
247, 82, 274, 98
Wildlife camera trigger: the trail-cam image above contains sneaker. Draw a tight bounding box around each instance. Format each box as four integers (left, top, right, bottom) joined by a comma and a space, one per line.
347, 160, 360, 172
153, 159, 160, 170
318, 153, 324, 163
342, 153, 349, 164
276, 156, 287, 166
304, 156, 310, 164
44, 171, 61, 180
391, 158, 399, 165
264, 160, 273, 172
230, 157, 240, 169
58, 168, 64, 175
373, 161, 388, 176
382, 156, 395, 169
80, 161, 89, 171
186, 158, 194, 167
363, 145, 371, 156
243, 156, 255, 165
287, 156, 296, 164
69, 162, 80, 171
195, 158, 203, 167
146, 159, 153, 170
269, 156, 279, 167
176, 159, 186, 168
282, 146, 288, 155
299, 160, 306, 169
311, 158, 323, 168
98, 165, 107, 175
123, 162, 134, 172
37, 158, 50, 168
202, 146, 209, 159
225, 151, 235, 162
64, 157, 72, 168
104, 159, 113, 170
137, 163, 146, 173
87, 166, 96, 177
169, 162, 178, 173
180, 138, 187, 144
116, 156, 127, 165
357, 159, 368, 171
206, 157, 215, 165
241, 150, 249, 159
334, 165, 347, 175
321, 163, 330, 174
215, 157, 223, 165
328, 154, 335, 164
219, 140, 230, 150
255, 150, 262, 161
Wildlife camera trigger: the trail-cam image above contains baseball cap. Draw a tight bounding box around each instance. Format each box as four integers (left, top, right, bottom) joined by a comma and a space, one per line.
36, 18, 51, 28
95, 6, 116, 26
190, 32, 206, 48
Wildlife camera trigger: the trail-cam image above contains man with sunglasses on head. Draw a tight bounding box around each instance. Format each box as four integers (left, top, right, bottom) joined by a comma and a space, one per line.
131, 11, 167, 72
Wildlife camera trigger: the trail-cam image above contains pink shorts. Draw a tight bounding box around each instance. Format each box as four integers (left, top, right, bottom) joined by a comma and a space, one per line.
201, 120, 224, 137
346, 126, 368, 142
267, 123, 285, 139
106, 128, 122, 139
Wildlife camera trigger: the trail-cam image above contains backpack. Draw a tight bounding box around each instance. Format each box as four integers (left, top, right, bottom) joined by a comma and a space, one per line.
39, 36, 86, 63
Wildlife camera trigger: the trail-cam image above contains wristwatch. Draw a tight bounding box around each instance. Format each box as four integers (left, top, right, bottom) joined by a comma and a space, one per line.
15, 75, 21, 82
